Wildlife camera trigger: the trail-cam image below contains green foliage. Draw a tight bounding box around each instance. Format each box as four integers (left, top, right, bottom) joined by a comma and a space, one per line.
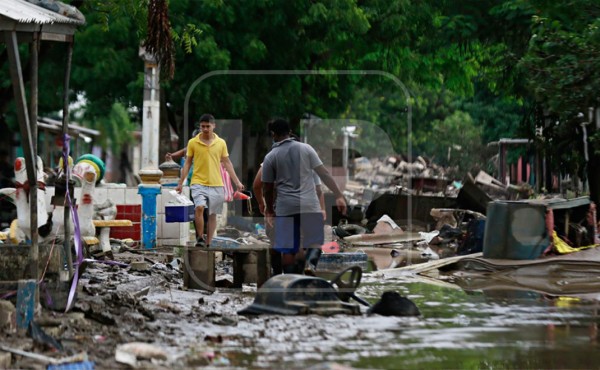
82, 0, 148, 38
0, 0, 585, 201
519, 4, 600, 116
426, 110, 485, 178
516, 0, 600, 195
460, 84, 526, 143
171, 24, 203, 54
85, 102, 136, 154
342, 84, 493, 179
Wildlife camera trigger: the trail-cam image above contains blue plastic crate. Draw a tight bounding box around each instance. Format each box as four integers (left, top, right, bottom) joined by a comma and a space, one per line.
165, 204, 194, 223
318, 252, 369, 272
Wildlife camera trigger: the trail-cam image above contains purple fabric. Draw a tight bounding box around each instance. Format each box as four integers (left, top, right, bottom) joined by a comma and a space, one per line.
0, 291, 16, 300
63, 134, 83, 312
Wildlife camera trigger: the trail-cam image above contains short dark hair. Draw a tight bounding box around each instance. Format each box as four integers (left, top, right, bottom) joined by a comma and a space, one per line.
269, 118, 290, 136
199, 113, 215, 124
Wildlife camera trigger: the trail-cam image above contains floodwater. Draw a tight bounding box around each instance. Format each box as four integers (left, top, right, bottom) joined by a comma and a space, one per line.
152, 271, 600, 369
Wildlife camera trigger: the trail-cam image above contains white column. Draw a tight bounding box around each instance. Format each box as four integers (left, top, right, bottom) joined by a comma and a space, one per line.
139, 46, 160, 170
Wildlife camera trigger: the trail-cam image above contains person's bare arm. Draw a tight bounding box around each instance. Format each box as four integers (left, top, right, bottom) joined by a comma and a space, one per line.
166, 147, 186, 161
316, 184, 326, 220
221, 156, 244, 190
263, 181, 276, 227
314, 165, 347, 216
253, 167, 265, 215
175, 155, 193, 193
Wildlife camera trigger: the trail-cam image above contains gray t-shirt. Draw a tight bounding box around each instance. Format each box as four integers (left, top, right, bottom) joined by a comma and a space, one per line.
262, 138, 323, 216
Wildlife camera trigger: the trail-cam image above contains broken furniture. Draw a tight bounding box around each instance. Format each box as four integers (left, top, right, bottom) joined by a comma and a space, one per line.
238, 266, 364, 315
183, 243, 271, 292
317, 251, 369, 273
365, 193, 457, 231
92, 219, 133, 255
410, 176, 451, 194
456, 175, 493, 215
0, 243, 70, 312
483, 196, 591, 260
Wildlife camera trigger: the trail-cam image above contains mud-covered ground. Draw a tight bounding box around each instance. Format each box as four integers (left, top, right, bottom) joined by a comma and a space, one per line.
6, 248, 600, 369
2, 250, 414, 369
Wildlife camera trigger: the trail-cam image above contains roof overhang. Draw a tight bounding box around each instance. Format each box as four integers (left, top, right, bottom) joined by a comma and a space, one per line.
37, 117, 100, 137
0, 0, 84, 42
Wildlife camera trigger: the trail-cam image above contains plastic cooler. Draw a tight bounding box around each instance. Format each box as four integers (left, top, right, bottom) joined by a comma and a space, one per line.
165, 203, 194, 223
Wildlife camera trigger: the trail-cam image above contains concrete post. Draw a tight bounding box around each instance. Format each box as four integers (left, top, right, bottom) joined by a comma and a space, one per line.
139, 46, 160, 171
138, 184, 161, 249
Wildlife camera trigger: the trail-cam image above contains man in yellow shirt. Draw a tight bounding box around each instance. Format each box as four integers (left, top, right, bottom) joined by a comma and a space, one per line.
176, 114, 244, 247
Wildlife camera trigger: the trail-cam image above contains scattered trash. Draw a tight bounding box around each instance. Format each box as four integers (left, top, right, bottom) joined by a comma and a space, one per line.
373, 214, 401, 234
333, 219, 367, 238
367, 291, 421, 317
238, 268, 363, 315
115, 342, 168, 367
28, 320, 63, 351
388, 249, 429, 269
419, 230, 440, 244
420, 247, 440, 261
318, 251, 369, 272
321, 241, 340, 254
47, 361, 95, 370
0, 344, 88, 366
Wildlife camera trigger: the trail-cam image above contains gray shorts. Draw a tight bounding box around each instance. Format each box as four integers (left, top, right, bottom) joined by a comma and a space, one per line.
191, 185, 225, 215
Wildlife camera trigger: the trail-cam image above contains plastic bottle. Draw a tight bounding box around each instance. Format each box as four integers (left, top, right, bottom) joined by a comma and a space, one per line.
255, 223, 266, 236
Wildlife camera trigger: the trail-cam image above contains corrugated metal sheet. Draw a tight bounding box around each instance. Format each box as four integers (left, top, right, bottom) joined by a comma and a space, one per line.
0, 0, 84, 25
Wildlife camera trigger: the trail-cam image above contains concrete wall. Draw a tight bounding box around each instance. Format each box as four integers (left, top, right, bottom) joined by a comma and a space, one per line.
44, 184, 191, 247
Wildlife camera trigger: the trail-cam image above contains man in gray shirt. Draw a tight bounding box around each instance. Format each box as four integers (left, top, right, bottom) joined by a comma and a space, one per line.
262, 118, 347, 274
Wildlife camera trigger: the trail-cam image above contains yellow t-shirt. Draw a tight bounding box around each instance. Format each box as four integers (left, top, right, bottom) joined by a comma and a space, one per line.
186, 133, 229, 186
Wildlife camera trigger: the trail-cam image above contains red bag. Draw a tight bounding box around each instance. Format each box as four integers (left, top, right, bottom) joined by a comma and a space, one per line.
221, 164, 234, 202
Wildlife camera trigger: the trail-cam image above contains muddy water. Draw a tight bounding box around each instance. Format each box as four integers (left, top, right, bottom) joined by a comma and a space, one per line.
157, 272, 600, 369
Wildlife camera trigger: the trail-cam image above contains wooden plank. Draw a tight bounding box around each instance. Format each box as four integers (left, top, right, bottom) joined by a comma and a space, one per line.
4, 31, 35, 207
379, 252, 483, 278
232, 253, 245, 288
0, 22, 76, 37
29, 32, 39, 281
40, 32, 72, 42
343, 230, 423, 246
208, 245, 270, 252
182, 248, 215, 292
4, 30, 38, 287
255, 249, 270, 287
82, 236, 99, 245
93, 220, 133, 227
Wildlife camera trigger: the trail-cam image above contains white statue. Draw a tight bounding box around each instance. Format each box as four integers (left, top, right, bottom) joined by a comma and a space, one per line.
73, 167, 97, 238
0, 156, 51, 243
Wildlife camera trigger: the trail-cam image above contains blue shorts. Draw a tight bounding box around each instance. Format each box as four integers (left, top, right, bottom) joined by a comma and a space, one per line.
273, 213, 324, 254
